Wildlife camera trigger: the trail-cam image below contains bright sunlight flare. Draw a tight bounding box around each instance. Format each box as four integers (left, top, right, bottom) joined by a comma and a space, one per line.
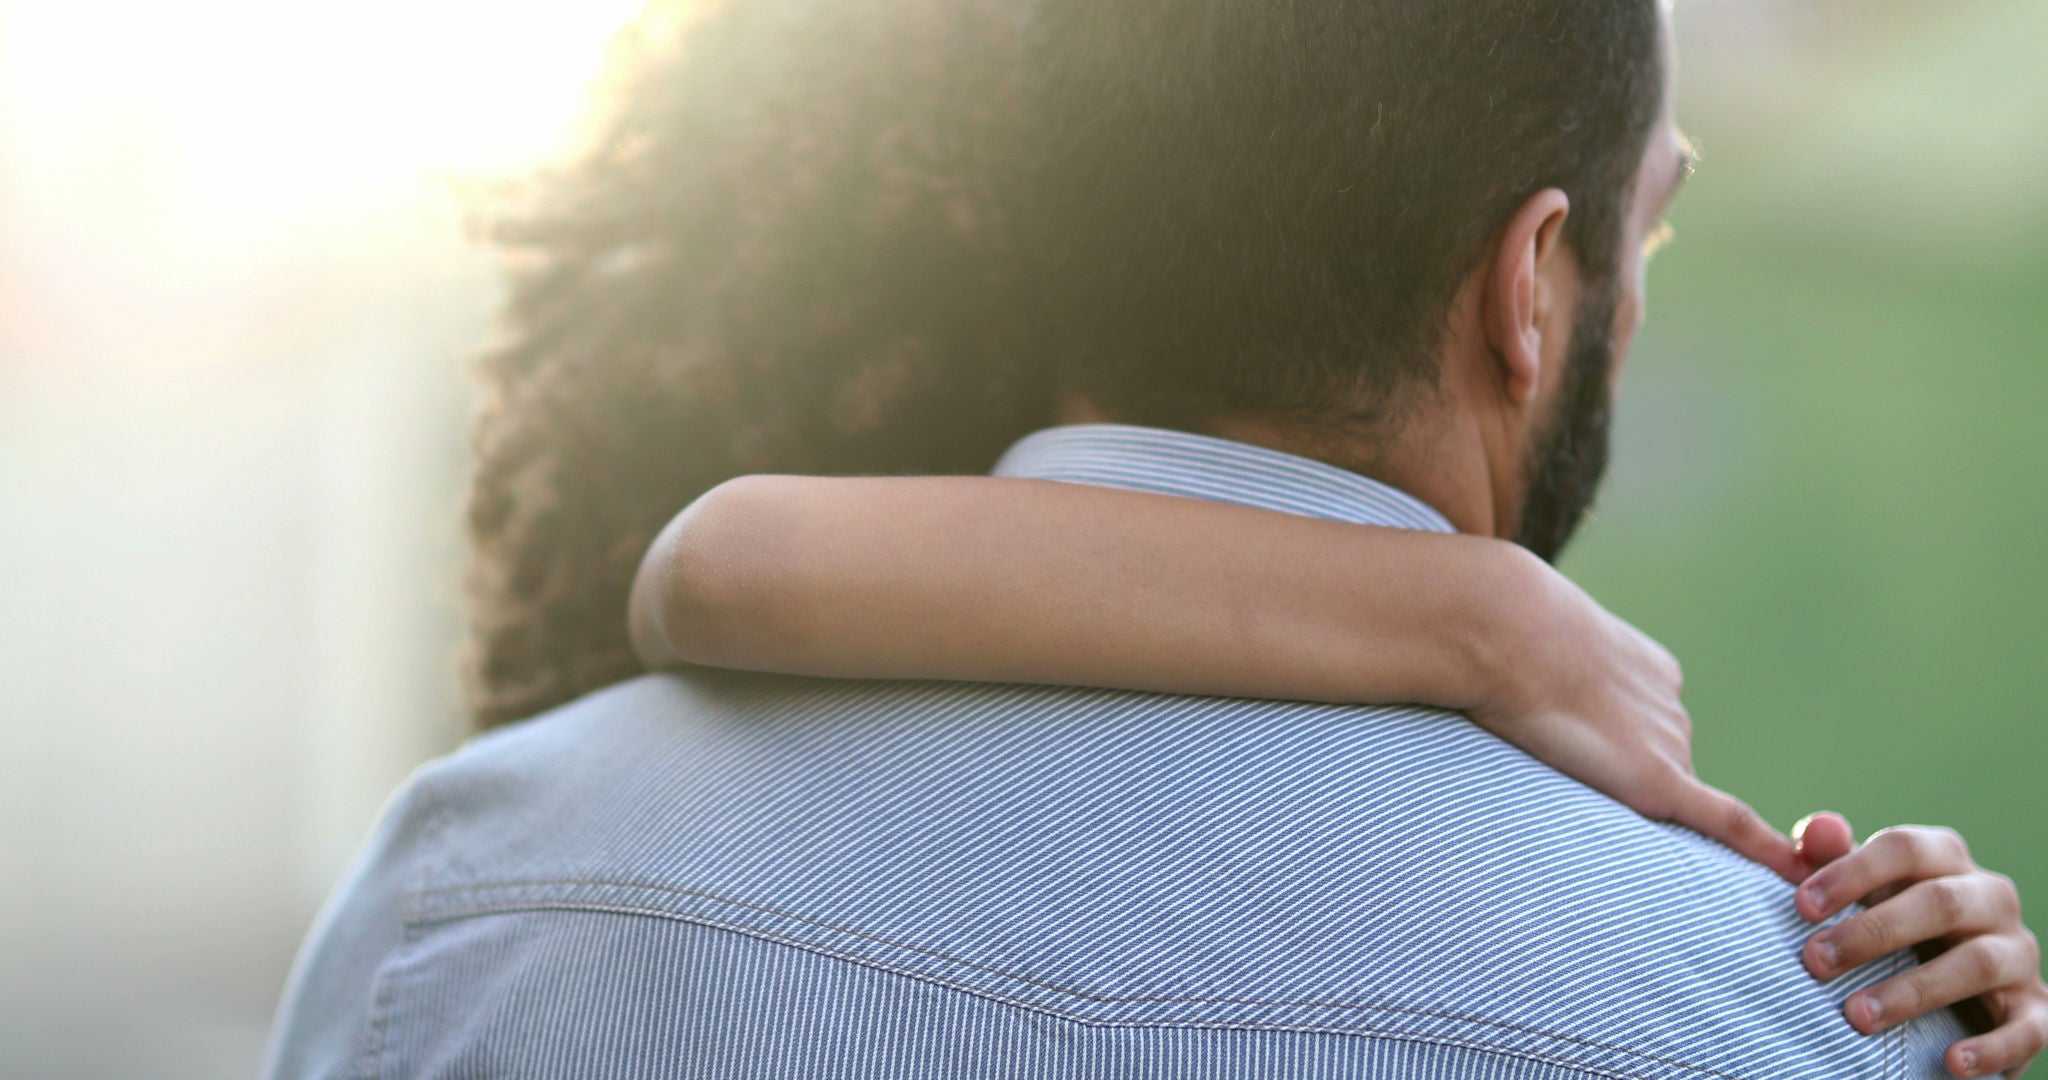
5, 0, 646, 220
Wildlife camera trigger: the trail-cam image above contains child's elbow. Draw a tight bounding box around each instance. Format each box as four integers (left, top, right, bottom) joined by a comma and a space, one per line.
644, 476, 800, 669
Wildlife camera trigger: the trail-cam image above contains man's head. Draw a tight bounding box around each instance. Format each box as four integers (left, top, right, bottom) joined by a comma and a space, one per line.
1018, 0, 1682, 559
465, 0, 1684, 724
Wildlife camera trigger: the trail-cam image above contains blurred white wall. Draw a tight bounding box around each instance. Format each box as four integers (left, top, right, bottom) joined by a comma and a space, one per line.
0, 199, 481, 1075
0, 1, 636, 1074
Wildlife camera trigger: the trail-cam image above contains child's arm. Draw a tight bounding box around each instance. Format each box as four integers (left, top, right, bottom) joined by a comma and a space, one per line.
629, 474, 1798, 880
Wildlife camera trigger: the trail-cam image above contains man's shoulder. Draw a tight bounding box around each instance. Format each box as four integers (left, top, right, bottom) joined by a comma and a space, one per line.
376, 672, 1963, 1080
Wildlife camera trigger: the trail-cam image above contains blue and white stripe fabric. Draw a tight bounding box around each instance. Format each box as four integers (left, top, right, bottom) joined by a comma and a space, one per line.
266, 424, 1966, 1078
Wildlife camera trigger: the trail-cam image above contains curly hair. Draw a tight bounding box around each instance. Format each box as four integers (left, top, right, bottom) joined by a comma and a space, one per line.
465, 0, 1663, 728
464, 0, 1049, 727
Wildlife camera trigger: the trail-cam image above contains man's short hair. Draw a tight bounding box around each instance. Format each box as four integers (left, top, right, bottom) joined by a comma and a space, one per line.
1017, 0, 1664, 431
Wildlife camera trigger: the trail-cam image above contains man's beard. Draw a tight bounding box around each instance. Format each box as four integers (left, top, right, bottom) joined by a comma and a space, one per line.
1513, 286, 1619, 564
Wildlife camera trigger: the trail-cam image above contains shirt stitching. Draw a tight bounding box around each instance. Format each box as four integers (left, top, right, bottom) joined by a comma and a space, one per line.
405, 881, 1755, 1080
352, 780, 451, 1079
406, 897, 1729, 1080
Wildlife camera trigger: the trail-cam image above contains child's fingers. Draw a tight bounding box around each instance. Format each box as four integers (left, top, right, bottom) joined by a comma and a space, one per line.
1797, 826, 1973, 922
1841, 935, 2038, 1035
1946, 997, 2048, 1078
1803, 875, 2013, 978
1666, 780, 1800, 883
1792, 811, 1855, 876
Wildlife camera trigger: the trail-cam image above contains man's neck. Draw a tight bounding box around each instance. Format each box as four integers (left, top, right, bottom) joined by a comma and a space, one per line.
1057, 392, 1500, 539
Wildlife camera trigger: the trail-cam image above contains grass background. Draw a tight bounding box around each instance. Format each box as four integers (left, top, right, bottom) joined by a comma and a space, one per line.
1569, 0, 2047, 920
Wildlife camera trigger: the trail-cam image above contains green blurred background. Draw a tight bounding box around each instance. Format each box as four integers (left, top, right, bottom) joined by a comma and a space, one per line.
0, 0, 2040, 1075
1573, 0, 2047, 924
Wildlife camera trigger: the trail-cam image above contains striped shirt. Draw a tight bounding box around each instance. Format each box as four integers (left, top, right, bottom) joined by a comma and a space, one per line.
265, 424, 1965, 1078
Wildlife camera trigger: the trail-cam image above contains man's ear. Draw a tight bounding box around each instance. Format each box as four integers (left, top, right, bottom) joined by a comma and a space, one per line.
1482, 188, 1573, 405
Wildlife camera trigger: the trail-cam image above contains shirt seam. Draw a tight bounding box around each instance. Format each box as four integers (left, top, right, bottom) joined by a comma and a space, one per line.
349, 780, 452, 1080
405, 897, 1716, 1080
403, 880, 1755, 1080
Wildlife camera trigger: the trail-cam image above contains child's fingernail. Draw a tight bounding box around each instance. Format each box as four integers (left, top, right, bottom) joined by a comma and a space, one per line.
1800, 884, 1826, 911
1810, 939, 1838, 973
1955, 1050, 1977, 1076
1855, 995, 1883, 1029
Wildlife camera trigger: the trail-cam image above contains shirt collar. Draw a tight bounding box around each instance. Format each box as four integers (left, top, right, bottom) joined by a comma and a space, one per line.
991, 424, 1457, 534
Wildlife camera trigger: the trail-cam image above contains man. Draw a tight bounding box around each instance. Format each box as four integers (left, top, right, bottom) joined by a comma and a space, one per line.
266, 1, 2014, 1076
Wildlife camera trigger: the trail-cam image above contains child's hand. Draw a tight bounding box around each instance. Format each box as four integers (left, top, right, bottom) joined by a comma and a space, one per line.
1479, 556, 1801, 881
1795, 812, 2047, 1078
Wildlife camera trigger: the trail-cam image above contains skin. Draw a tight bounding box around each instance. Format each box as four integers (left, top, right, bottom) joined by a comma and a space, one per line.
628, 5, 2043, 1073
629, 471, 1767, 870
1797, 814, 2048, 1077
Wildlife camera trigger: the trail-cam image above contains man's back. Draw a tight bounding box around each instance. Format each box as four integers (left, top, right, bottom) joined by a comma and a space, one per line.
267, 430, 1965, 1078
270, 670, 1960, 1079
